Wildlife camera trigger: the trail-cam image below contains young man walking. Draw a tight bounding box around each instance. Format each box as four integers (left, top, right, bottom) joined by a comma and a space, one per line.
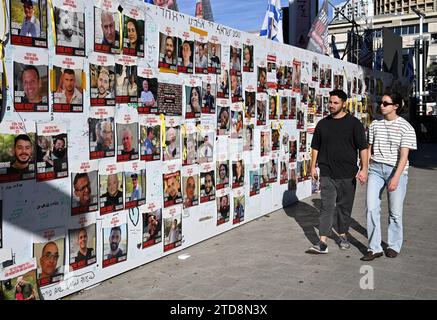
308, 89, 368, 254
361, 92, 417, 261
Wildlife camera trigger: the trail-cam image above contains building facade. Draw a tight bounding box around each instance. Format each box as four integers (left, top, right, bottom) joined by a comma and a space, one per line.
374, 0, 437, 15
328, 5, 437, 68
333, 0, 374, 21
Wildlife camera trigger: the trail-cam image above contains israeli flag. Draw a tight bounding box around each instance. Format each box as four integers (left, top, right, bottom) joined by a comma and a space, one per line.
260, 0, 284, 43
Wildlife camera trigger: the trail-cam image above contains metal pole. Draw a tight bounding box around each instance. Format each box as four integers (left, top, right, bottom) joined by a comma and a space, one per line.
419, 14, 424, 115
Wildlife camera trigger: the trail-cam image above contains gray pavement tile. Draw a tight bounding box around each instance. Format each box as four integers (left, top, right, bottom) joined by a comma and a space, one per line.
277, 288, 338, 300
345, 288, 412, 300
135, 288, 191, 300
415, 287, 437, 299
176, 283, 226, 299
375, 278, 419, 297
226, 278, 287, 299
210, 289, 260, 300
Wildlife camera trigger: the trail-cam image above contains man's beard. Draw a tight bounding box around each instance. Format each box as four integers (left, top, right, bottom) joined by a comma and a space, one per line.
110, 242, 118, 251
61, 28, 73, 38
53, 148, 66, 159
16, 154, 30, 164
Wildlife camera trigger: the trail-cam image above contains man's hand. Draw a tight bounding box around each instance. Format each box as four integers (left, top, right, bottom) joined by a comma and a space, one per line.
387, 176, 400, 192
356, 170, 368, 185
311, 167, 318, 181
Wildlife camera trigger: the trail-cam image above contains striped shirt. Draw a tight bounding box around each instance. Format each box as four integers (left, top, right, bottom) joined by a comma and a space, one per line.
368, 117, 417, 172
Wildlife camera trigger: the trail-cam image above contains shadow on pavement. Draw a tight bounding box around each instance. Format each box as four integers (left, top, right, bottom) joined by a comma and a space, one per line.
410, 143, 437, 170
282, 189, 368, 254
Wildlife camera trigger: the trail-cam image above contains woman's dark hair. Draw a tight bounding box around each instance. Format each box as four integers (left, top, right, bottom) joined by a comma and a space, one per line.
387, 92, 403, 107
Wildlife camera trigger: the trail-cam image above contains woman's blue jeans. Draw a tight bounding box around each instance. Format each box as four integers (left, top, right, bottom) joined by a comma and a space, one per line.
366, 161, 408, 254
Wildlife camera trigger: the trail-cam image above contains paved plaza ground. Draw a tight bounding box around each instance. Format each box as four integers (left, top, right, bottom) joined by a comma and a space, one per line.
69, 144, 437, 300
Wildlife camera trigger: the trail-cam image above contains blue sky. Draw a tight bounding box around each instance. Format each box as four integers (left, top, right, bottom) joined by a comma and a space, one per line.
177, 0, 345, 32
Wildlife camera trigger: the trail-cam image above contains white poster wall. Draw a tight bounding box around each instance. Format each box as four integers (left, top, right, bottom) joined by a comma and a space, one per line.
0, 1, 392, 299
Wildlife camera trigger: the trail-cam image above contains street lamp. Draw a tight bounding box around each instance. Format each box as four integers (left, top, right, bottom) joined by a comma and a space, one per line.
412, 7, 426, 115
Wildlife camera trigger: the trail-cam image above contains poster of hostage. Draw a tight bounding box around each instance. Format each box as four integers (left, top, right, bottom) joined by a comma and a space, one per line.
0, 259, 41, 300
99, 163, 124, 215
102, 214, 128, 268
140, 116, 161, 161
52, 56, 84, 112
36, 123, 68, 181
0, 121, 36, 183
163, 206, 182, 252
33, 230, 65, 288
68, 222, 96, 271
10, 0, 48, 48
53, 0, 85, 56
88, 108, 115, 160
13, 49, 49, 112
124, 161, 146, 209
163, 169, 182, 208
71, 161, 99, 216
142, 204, 162, 249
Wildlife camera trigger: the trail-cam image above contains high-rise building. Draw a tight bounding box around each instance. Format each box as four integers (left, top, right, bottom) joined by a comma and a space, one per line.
375, 0, 437, 15
195, 0, 214, 22
333, 0, 374, 21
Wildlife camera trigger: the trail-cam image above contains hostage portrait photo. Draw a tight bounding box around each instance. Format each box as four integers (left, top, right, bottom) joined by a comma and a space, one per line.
182, 132, 197, 166
195, 41, 208, 74
177, 39, 194, 74
10, 0, 48, 47
185, 86, 202, 119
217, 106, 230, 135
159, 33, 178, 71
99, 172, 124, 215
14, 62, 49, 111
33, 238, 65, 287
249, 169, 260, 196
163, 125, 181, 161
0, 132, 36, 182
125, 170, 146, 208
182, 174, 199, 209
216, 193, 230, 225
233, 195, 245, 224
115, 64, 138, 104
94, 7, 120, 54
232, 159, 245, 188
202, 82, 216, 114
89, 117, 115, 159
36, 132, 68, 181
142, 209, 162, 248
116, 122, 139, 162
197, 131, 214, 164
137, 77, 158, 114
163, 215, 182, 252
102, 224, 128, 268
257, 98, 267, 125
242, 44, 253, 72
140, 123, 161, 161
123, 15, 144, 57
68, 224, 96, 271
53, 67, 83, 112
89, 64, 115, 106
200, 170, 215, 203
0, 269, 41, 300
163, 171, 182, 208
216, 161, 229, 190
208, 42, 221, 74
54, 6, 85, 55
71, 170, 99, 215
